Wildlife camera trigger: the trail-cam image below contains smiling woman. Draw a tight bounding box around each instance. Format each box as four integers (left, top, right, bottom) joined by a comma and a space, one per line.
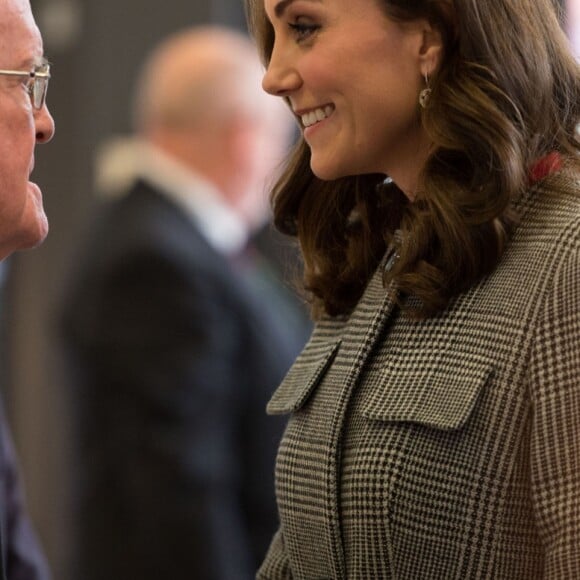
245, 0, 580, 577
262, 0, 438, 188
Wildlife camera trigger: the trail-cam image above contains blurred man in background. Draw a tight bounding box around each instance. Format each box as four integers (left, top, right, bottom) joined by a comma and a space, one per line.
0, 0, 55, 577
59, 26, 309, 580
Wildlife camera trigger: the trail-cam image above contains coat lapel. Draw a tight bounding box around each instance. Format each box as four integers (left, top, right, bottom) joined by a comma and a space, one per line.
266, 252, 400, 579
267, 250, 399, 416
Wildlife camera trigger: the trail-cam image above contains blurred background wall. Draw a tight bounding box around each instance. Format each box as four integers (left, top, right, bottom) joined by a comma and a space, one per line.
568, 0, 580, 57
3, 2, 247, 579
1, 1, 579, 580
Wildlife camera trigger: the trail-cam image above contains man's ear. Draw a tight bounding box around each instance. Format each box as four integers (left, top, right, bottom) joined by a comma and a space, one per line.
418, 21, 444, 77
227, 114, 258, 170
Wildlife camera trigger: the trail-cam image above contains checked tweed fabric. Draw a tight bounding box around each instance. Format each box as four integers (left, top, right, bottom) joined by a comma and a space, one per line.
258, 169, 580, 579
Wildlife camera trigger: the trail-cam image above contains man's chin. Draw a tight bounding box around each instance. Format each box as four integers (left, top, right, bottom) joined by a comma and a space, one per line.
0, 221, 48, 261
21, 184, 49, 248
24, 219, 49, 250
11, 214, 50, 256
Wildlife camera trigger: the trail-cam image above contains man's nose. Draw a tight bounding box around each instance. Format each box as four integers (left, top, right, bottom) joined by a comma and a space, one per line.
35, 104, 55, 144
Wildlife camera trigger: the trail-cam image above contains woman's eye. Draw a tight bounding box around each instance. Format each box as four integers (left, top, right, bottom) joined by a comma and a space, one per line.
288, 21, 319, 41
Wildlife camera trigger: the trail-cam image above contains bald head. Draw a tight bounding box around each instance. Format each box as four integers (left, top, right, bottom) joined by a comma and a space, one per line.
132, 26, 293, 227
134, 27, 268, 133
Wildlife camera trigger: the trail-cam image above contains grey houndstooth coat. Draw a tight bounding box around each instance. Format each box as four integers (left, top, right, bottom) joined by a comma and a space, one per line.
258, 169, 580, 579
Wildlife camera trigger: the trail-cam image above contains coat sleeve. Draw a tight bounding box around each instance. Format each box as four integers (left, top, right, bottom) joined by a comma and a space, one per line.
0, 402, 51, 580
257, 528, 293, 579
528, 244, 580, 577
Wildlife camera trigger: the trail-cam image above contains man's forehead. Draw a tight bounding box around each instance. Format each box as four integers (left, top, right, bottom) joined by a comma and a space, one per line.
0, 0, 31, 19
0, 0, 43, 65
0, 0, 36, 34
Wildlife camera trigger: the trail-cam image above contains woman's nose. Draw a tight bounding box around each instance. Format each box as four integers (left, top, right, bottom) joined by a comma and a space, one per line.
262, 49, 301, 97
35, 104, 55, 144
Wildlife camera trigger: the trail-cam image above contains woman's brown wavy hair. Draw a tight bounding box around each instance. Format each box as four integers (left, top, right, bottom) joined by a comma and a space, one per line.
246, 0, 580, 318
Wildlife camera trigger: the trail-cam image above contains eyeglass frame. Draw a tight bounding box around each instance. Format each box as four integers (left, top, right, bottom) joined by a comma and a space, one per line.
0, 63, 50, 110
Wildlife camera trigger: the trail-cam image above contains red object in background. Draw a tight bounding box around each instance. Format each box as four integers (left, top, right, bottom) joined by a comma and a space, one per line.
529, 152, 563, 185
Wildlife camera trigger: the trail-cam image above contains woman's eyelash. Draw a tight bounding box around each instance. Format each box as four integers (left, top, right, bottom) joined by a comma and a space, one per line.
288, 22, 319, 40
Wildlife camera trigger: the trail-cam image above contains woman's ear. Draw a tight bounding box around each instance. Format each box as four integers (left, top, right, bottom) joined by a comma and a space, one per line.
418, 22, 444, 77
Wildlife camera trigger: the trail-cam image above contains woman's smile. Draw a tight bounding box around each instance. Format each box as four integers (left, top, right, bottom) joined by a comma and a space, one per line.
299, 104, 335, 128
263, 0, 432, 184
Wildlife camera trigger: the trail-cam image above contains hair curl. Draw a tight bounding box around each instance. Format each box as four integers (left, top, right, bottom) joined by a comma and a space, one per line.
246, 0, 580, 318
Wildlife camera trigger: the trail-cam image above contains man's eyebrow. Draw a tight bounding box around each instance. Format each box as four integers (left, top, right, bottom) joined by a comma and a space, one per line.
274, 0, 321, 18
18, 56, 49, 69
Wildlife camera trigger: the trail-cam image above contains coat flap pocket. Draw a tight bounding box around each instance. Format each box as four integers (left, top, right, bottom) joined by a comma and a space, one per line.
267, 339, 342, 415
361, 354, 494, 430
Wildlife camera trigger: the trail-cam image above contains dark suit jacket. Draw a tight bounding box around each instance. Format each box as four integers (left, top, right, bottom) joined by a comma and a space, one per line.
0, 400, 51, 580
60, 180, 307, 580
259, 171, 580, 578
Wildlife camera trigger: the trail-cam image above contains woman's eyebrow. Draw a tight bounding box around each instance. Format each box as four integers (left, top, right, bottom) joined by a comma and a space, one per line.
274, 0, 322, 18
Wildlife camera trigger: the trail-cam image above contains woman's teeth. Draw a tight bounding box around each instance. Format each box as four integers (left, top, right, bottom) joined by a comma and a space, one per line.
302, 105, 334, 128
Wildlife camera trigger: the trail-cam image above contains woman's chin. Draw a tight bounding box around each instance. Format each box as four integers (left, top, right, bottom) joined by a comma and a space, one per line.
310, 160, 346, 182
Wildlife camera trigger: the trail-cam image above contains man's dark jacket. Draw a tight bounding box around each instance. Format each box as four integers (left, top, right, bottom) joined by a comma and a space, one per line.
60, 180, 308, 579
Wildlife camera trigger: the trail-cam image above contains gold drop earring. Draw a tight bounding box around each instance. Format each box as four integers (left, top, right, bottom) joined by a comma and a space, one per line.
419, 73, 432, 109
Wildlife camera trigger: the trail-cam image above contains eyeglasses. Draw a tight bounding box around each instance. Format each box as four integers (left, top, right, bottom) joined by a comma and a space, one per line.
0, 63, 50, 110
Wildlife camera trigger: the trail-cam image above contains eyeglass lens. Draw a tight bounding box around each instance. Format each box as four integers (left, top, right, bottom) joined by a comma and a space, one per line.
31, 76, 48, 110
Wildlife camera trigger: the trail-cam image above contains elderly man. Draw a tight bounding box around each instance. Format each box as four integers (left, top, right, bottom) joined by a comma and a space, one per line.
0, 0, 55, 578
60, 27, 309, 580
